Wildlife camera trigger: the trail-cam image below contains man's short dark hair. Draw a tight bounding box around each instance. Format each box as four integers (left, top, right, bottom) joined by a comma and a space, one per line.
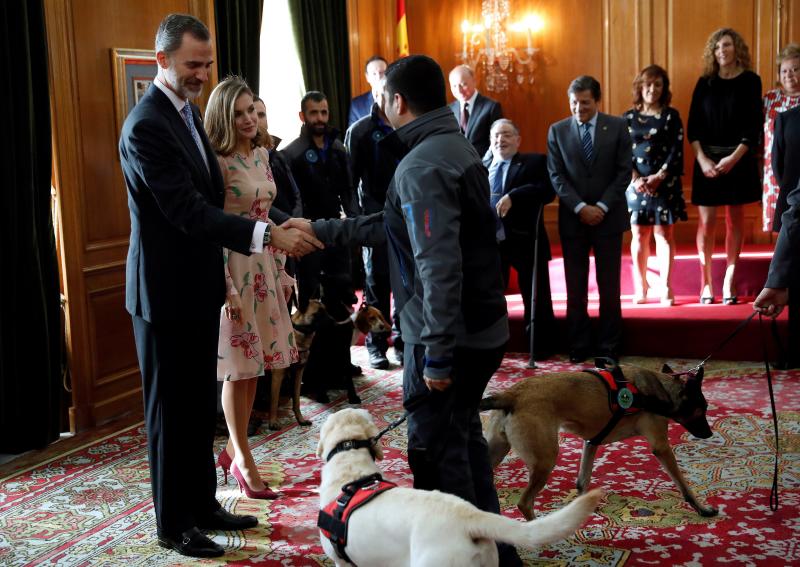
301, 91, 327, 113
365, 55, 388, 73
384, 55, 446, 116
567, 75, 602, 101
155, 14, 210, 55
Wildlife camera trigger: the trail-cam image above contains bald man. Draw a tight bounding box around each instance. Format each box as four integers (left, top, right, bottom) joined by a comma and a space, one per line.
448, 65, 503, 157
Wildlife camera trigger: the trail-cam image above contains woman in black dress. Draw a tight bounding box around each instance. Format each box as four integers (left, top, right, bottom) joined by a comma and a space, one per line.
688, 28, 762, 304
625, 65, 687, 305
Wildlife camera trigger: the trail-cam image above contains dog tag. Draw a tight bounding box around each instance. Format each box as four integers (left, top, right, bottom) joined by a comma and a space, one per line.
617, 388, 634, 409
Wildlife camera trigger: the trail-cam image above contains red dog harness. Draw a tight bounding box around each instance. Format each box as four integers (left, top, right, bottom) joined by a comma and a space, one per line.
584, 365, 672, 445
318, 472, 396, 565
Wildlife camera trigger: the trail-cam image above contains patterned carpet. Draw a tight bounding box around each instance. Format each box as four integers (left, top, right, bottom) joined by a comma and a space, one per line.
1, 349, 798, 566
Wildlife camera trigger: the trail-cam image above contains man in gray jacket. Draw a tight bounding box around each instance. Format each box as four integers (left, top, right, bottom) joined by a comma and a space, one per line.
310, 55, 519, 565
383, 55, 519, 566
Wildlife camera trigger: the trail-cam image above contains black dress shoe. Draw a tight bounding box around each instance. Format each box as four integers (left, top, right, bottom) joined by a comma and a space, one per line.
196, 508, 258, 531
569, 352, 589, 363
158, 527, 224, 558
349, 363, 363, 376
595, 352, 619, 366
368, 351, 390, 369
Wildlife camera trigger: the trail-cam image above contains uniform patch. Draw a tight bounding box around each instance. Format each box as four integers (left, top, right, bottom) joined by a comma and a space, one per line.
304, 149, 318, 163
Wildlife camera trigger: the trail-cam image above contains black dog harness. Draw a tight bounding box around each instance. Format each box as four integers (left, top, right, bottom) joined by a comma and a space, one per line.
585, 365, 672, 445
317, 471, 396, 565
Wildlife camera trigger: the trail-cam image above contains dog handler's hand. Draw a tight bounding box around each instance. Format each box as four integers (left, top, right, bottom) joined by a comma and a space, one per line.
424, 376, 453, 391
753, 287, 789, 318
271, 225, 324, 257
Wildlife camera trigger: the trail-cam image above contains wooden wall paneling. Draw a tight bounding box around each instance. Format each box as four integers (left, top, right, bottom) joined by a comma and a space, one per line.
784, 0, 800, 44
347, 0, 395, 97
47, 0, 215, 432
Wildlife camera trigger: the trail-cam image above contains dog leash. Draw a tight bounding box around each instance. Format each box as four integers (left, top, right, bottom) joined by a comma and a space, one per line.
371, 396, 428, 444
688, 310, 781, 511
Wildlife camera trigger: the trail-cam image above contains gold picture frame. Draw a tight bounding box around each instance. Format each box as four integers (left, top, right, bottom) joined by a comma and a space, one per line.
111, 48, 157, 136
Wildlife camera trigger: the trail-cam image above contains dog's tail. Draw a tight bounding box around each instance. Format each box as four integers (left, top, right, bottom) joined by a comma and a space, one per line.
467, 489, 604, 548
479, 391, 514, 413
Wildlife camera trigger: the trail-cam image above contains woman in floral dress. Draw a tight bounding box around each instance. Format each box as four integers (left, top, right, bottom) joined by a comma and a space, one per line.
205, 77, 297, 499
762, 44, 800, 232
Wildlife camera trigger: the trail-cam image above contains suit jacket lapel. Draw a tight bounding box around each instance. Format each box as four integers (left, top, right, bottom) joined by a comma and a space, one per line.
466, 94, 485, 138
591, 113, 607, 167
505, 155, 522, 194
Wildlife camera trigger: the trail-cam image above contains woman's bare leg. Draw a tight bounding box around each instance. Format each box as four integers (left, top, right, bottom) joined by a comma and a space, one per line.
654, 224, 675, 305
723, 204, 744, 301
696, 206, 717, 301
630, 224, 653, 303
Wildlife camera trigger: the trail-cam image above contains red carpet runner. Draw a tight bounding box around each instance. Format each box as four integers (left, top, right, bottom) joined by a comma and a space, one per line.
1, 349, 797, 565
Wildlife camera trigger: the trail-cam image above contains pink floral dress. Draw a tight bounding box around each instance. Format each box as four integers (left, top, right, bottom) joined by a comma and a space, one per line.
217, 147, 298, 381
762, 88, 800, 232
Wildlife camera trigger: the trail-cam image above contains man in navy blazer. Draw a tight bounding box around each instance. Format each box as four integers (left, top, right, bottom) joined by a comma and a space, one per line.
482, 118, 556, 358
547, 76, 632, 363
119, 14, 320, 558
347, 55, 387, 127
448, 64, 502, 157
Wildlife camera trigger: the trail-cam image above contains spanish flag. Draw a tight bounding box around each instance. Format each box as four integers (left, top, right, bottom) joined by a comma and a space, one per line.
396, 0, 409, 57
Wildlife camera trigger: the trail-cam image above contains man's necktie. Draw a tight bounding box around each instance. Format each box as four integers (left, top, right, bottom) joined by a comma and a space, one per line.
581, 122, 593, 162
460, 102, 470, 133
181, 102, 209, 170
490, 161, 506, 241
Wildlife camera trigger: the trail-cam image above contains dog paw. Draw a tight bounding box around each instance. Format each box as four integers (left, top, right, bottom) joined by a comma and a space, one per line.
268, 420, 282, 430
298, 419, 312, 426
347, 395, 362, 405
697, 505, 719, 517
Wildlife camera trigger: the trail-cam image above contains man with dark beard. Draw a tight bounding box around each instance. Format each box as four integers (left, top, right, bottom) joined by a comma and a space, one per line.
283, 92, 360, 402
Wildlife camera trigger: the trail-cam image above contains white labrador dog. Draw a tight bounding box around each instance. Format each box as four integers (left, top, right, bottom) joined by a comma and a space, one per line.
317, 408, 603, 567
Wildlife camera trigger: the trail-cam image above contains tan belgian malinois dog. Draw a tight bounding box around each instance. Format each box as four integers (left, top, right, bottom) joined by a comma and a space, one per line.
480, 362, 718, 520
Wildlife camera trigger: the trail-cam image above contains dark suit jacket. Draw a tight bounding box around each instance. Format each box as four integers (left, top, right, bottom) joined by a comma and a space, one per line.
772, 105, 800, 232
449, 93, 503, 157
766, 179, 800, 289
348, 91, 373, 127
546, 113, 632, 237
482, 151, 555, 260
119, 84, 255, 323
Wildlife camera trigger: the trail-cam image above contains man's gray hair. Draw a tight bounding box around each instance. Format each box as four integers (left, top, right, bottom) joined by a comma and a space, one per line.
490, 118, 519, 135
155, 13, 210, 55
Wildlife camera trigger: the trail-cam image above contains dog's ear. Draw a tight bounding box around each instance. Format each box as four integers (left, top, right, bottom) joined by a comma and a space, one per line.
661, 363, 674, 374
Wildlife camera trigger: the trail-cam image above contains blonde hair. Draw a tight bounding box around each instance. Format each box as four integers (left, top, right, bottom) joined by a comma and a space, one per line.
702, 28, 751, 78
777, 43, 800, 69
204, 76, 265, 155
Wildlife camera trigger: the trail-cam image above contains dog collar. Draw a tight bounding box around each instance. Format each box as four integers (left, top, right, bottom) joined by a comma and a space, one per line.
326, 439, 376, 462
292, 322, 316, 334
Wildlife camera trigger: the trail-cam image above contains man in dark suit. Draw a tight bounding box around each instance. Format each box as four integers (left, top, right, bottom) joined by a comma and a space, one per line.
448, 64, 502, 157
118, 14, 320, 558
547, 75, 632, 363
348, 55, 388, 127
755, 179, 800, 319
766, 105, 800, 367
482, 118, 556, 358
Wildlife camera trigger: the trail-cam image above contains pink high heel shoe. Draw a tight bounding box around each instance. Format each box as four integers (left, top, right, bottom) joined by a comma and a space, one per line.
217, 449, 232, 484
230, 462, 280, 500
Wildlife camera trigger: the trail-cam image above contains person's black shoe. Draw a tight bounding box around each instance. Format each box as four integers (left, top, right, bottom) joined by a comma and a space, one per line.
349, 363, 363, 377
774, 359, 800, 370
569, 351, 589, 363
196, 508, 258, 531
392, 348, 404, 366
157, 527, 224, 558
315, 390, 331, 404
595, 351, 619, 366
368, 351, 390, 369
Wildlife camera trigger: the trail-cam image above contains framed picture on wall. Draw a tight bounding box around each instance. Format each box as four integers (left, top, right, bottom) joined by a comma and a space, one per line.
111, 48, 157, 136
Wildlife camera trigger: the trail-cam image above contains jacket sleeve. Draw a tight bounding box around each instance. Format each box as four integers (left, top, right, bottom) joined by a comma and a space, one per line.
772, 110, 786, 185
662, 108, 685, 177
739, 73, 763, 148
395, 165, 463, 379
508, 156, 555, 207
122, 116, 255, 255
311, 212, 386, 247
547, 124, 583, 212
599, 120, 633, 210
766, 181, 800, 288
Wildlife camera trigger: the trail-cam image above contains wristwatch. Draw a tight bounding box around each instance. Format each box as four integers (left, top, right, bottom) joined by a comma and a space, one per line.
262, 223, 272, 247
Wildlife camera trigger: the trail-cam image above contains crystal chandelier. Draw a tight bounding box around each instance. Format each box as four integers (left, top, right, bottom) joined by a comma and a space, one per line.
459, 0, 544, 93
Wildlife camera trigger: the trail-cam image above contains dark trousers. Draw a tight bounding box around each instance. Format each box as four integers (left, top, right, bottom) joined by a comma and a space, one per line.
561, 231, 623, 356
499, 237, 556, 354
362, 244, 392, 355
132, 314, 221, 536
403, 343, 503, 510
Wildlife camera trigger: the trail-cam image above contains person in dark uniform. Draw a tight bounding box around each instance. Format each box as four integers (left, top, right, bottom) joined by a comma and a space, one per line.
345, 79, 404, 368
283, 91, 359, 401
